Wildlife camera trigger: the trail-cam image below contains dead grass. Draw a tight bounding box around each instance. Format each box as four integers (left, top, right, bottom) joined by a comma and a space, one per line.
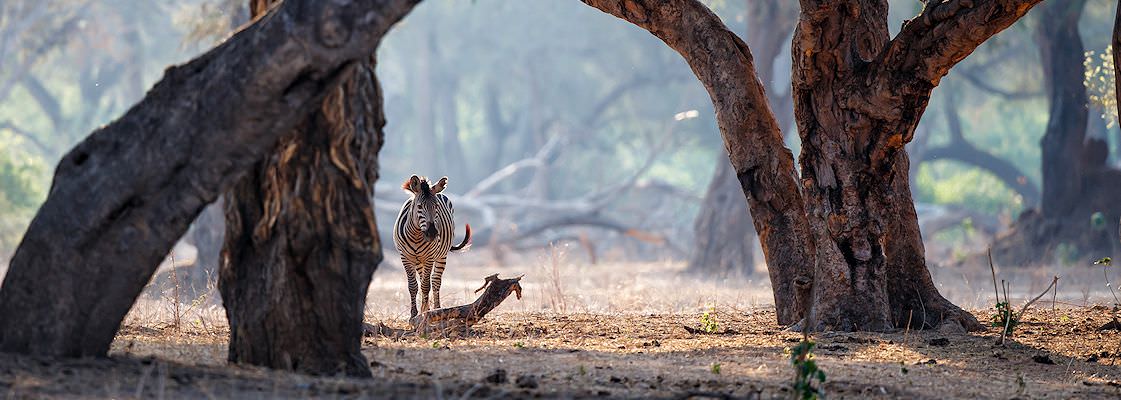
2, 257, 1120, 399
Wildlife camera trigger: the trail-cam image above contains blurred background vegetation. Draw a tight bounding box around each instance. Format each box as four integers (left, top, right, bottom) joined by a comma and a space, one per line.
0, 0, 1117, 267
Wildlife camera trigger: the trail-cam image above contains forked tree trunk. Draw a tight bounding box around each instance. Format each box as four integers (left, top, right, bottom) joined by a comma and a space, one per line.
0, 0, 419, 357
585, 0, 1040, 331
218, 1, 411, 378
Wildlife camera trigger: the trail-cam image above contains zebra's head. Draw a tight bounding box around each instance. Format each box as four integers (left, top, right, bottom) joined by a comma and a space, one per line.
402, 175, 448, 241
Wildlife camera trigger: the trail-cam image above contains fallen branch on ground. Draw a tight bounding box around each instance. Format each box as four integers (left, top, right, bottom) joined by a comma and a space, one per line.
365, 274, 523, 337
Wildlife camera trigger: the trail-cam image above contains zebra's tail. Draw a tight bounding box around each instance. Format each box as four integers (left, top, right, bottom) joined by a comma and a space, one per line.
451, 224, 472, 252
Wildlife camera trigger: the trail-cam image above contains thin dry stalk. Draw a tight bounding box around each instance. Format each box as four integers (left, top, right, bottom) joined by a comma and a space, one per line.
989, 249, 999, 304
1000, 276, 1059, 345
903, 309, 913, 345
168, 252, 181, 332
544, 245, 568, 313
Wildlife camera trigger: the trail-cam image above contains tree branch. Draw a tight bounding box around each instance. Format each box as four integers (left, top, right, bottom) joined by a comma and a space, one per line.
883, 0, 1044, 86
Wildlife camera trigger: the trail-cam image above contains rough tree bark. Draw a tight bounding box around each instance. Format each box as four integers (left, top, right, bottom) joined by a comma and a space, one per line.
0, 0, 419, 357
217, 0, 414, 378
585, 0, 1040, 331
686, 1, 797, 293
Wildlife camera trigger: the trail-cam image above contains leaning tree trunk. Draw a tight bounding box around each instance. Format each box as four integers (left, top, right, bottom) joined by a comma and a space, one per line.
686, 1, 797, 305
0, 0, 418, 357
586, 0, 1040, 331
218, 0, 408, 378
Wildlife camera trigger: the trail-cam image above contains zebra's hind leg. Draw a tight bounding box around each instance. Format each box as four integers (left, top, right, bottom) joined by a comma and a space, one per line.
403, 260, 419, 319
418, 264, 432, 314
432, 256, 447, 309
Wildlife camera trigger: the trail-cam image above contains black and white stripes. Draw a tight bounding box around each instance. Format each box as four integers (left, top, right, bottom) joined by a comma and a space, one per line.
393, 175, 471, 318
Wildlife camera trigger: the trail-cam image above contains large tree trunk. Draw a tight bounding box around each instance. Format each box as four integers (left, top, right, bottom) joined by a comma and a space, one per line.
788, 0, 1035, 332
0, 0, 418, 357
217, 1, 408, 378
585, 0, 1039, 331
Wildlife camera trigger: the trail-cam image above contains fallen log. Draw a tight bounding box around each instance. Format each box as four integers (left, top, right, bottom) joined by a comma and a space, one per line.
365, 274, 523, 337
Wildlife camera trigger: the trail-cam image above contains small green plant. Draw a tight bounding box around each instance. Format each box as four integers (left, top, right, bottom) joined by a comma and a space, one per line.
789, 340, 826, 400
699, 306, 719, 333
1095, 257, 1120, 309
710, 362, 721, 374
431, 340, 441, 349
578, 365, 587, 376
990, 300, 1019, 333
514, 341, 525, 348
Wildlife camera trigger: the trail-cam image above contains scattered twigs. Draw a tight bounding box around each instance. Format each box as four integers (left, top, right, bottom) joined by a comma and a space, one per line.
1000, 276, 1060, 345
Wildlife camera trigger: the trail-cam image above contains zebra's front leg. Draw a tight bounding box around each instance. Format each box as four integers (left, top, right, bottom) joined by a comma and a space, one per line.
432, 256, 447, 309
418, 265, 432, 314
403, 260, 419, 319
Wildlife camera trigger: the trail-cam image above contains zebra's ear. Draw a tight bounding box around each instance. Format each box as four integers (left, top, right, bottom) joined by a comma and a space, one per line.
402, 175, 421, 193
432, 176, 448, 193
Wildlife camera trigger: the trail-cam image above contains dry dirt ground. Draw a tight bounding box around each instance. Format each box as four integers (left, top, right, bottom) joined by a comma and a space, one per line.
2, 255, 1121, 399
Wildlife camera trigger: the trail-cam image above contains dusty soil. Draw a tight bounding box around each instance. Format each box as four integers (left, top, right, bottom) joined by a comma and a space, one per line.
2, 257, 1121, 399
1, 308, 1119, 399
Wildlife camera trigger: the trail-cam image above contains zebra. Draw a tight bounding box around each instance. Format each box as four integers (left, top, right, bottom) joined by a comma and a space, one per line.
393, 175, 471, 319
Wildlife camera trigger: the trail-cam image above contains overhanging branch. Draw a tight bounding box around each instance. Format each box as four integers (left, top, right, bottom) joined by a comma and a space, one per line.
883, 0, 1044, 86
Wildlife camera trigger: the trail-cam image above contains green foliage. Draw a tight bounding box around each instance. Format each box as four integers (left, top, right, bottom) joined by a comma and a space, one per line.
710, 362, 721, 375
990, 301, 1019, 333
789, 340, 826, 400
514, 341, 525, 348
914, 163, 1025, 217
0, 139, 45, 253
699, 306, 719, 333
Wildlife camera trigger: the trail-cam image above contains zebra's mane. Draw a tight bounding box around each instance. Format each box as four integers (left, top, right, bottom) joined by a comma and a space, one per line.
403, 176, 437, 200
